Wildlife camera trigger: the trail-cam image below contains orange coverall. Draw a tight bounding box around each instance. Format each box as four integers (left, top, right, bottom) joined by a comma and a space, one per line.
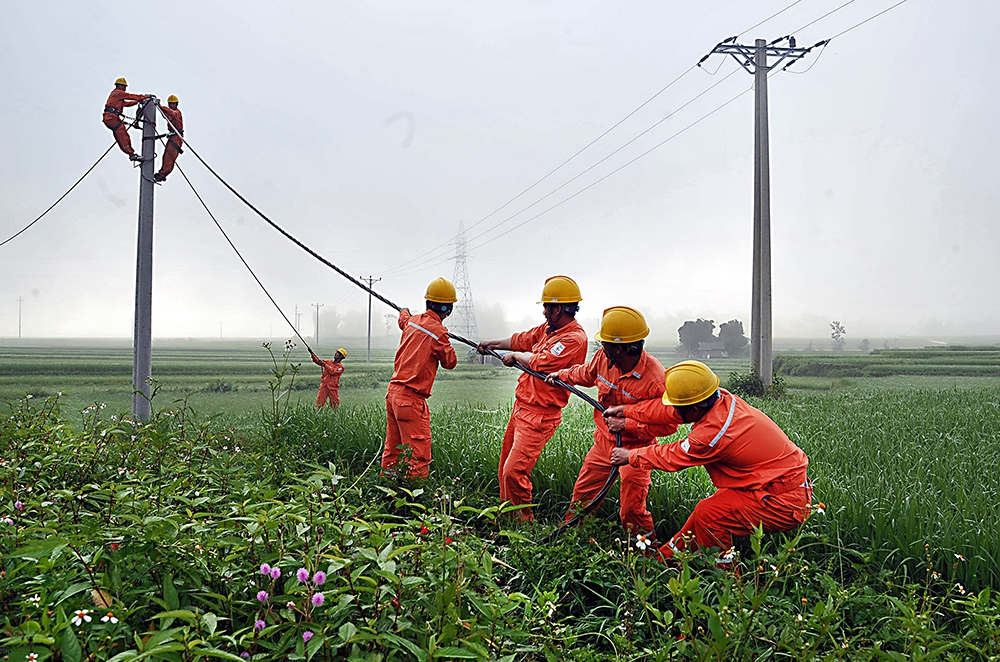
499, 320, 587, 519
621, 388, 811, 556
554, 349, 666, 535
103, 89, 146, 156
382, 309, 457, 478
312, 356, 344, 408
157, 105, 184, 179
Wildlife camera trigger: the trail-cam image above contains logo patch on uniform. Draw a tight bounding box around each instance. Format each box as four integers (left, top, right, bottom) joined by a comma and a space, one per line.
551, 341, 566, 356
680, 440, 691, 454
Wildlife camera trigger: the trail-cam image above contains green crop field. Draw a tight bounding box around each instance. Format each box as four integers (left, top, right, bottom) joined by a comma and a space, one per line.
3, 341, 1000, 660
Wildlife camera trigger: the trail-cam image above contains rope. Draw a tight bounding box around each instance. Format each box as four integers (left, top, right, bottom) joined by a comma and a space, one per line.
0, 143, 116, 248
168, 141, 312, 353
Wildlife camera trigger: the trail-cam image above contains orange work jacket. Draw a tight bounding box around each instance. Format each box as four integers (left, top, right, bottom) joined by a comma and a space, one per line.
509, 320, 588, 410
622, 388, 809, 493
104, 89, 146, 116
389, 309, 457, 397
555, 349, 665, 447
313, 357, 344, 390
159, 105, 184, 136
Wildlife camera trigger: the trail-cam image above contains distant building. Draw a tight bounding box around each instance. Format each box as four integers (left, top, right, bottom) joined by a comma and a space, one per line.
696, 341, 728, 359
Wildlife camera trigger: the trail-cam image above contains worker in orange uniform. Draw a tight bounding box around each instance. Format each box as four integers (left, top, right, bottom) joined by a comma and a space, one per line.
311, 347, 347, 408
477, 276, 588, 520
153, 95, 183, 183
382, 278, 458, 479
545, 306, 664, 537
103, 77, 149, 161
605, 360, 812, 560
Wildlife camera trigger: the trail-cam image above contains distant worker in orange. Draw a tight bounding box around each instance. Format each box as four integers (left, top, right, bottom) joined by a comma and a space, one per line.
154, 95, 184, 183
103, 77, 149, 161
381, 278, 459, 479
478, 276, 588, 520
546, 306, 664, 537
311, 347, 346, 408
605, 361, 812, 560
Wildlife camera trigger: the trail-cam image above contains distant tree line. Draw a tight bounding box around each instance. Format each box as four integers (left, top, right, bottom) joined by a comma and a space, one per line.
677, 318, 749, 358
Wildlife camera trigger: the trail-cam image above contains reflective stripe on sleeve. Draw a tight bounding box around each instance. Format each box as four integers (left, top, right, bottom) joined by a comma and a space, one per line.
708, 393, 736, 448
407, 321, 439, 340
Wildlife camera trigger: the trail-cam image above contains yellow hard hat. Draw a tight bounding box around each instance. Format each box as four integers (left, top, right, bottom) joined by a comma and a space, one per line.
595, 306, 649, 344
167, 94, 179, 104
336, 347, 347, 359
425, 277, 458, 303
115, 77, 128, 86
537, 275, 582, 304
662, 360, 720, 406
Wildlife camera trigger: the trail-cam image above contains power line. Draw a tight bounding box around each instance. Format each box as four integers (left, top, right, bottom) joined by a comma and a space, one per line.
170, 147, 312, 352
380, 67, 742, 277
827, 0, 910, 41
736, 0, 806, 38
788, 0, 858, 35
0, 143, 116, 248
379, 64, 700, 276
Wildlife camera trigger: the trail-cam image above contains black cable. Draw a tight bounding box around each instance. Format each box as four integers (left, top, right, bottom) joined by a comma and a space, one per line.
736, 0, 805, 38
827, 0, 909, 41
0, 143, 116, 248
788, 0, 858, 35
171, 155, 312, 353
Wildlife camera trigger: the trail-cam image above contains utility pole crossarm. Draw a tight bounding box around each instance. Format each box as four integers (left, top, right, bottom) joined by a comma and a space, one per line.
709, 42, 809, 73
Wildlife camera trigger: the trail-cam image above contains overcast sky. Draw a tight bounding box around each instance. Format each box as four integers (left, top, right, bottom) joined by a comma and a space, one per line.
1, 0, 997, 343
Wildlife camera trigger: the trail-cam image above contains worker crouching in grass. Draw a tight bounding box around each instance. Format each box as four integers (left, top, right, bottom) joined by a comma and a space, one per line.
311, 347, 346, 408
381, 278, 458, 480
477, 276, 588, 521
605, 361, 812, 563
546, 306, 664, 539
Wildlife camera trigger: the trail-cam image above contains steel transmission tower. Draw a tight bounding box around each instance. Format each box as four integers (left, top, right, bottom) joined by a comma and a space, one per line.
450, 223, 479, 351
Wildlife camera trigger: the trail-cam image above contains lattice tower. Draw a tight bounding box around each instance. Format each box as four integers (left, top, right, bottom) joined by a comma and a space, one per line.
450, 222, 479, 342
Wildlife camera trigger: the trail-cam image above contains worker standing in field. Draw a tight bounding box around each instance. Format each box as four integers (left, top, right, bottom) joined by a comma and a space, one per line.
381, 278, 458, 479
546, 306, 664, 537
477, 275, 588, 520
605, 360, 812, 561
153, 95, 183, 182
311, 347, 347, 408
103, 78, 150, 161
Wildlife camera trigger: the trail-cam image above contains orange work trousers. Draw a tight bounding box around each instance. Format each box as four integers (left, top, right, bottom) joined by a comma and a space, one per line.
157, 137, 182, 178
567, 435, 654, 536
315, 385, 340, 408
498, 403, 562, 520
382, 385, 432, 479
103, 114, 135, 156
662, 484, 812, 558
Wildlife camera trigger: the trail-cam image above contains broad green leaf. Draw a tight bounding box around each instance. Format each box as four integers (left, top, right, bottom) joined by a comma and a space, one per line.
61, 626, 82, 662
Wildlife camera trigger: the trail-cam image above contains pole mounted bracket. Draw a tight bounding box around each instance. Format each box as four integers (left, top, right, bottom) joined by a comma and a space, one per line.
708, 41, 810, 74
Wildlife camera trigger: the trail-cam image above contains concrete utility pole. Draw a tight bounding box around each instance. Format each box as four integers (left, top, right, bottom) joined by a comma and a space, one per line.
294, 304, 302, 332
312, 303, 324, 346
17, 296, 24, 339
132, 97, 157, 421
360, 275, 381, 363
705, 37, 808, 387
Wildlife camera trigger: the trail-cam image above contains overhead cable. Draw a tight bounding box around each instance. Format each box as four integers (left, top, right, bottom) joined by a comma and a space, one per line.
380, 64, 700, 276
735, 0, 806, 39
0, 143, 116, 248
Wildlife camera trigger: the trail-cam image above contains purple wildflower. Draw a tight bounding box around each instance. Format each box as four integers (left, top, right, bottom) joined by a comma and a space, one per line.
312, 571, 326, 585
254, 619, 265, 631
259, 563, 271, 575
2, 516, 12, 526
269, 567, 281, 580
296, 567, 309, 583
311, 592, 325, 606
14, 501, 24, 511
256, 590, 269, 602
302, 631, 313, 643
240, 654, 250, 660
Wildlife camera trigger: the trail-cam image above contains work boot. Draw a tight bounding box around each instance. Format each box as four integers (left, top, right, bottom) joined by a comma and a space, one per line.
129, 153, 143, 162
153, 173, 166, 182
